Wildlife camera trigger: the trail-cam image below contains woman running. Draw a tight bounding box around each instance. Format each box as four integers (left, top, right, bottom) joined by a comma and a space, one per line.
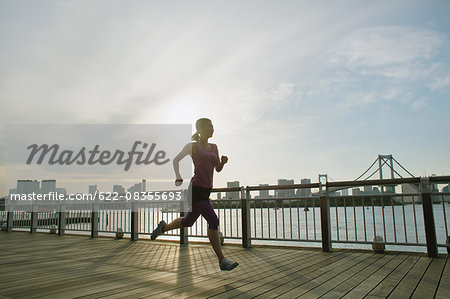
151, 118, 239, 271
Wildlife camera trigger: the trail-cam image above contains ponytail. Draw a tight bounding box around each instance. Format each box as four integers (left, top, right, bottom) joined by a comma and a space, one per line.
192, 131, 200, 141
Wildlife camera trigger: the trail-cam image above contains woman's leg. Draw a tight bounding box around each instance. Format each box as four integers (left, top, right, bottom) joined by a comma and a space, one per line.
199, 201, 238, 269
196, 200, 225, 262
162, 217, 183, 232
152, 208, 200, 239
208, 228, 225, 262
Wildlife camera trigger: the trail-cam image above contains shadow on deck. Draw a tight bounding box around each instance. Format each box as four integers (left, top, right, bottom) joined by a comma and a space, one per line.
0, 232, 448, 298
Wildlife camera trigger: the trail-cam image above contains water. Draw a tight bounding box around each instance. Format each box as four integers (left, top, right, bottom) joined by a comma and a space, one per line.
7, 202, 449, 254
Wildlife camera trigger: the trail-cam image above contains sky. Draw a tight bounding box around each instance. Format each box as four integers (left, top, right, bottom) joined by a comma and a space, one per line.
1, 0, 449, 195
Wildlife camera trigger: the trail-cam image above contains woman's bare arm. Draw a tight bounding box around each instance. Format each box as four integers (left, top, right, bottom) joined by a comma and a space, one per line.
213, 144, 228, 172
173, 143, 192, 182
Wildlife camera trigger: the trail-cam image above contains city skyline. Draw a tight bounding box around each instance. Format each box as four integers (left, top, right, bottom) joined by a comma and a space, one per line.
5, 175, 449, 201
1, 1, 450, 196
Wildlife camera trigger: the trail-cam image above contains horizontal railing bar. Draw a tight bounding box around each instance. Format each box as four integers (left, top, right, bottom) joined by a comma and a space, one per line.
327, 177, 420, 188
211, 187, 242, 192
327, 193, 421, 199
251, 237, 322, 243
332, 240, 427, 246
430, 176, 450, 183
246, 183, 320, 191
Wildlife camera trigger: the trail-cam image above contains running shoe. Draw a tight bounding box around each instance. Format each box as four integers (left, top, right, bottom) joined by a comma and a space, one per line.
220, 258, 239, 271
151, 220, 167, 240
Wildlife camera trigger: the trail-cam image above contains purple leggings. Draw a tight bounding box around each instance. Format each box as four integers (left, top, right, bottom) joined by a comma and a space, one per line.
181, 200, 219, 230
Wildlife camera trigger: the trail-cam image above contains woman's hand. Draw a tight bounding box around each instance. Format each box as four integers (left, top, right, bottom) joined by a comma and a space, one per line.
221, 155, 228, 165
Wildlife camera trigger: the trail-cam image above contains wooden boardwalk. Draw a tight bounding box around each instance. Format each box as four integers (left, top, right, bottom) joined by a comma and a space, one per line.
0, 232, 448, 298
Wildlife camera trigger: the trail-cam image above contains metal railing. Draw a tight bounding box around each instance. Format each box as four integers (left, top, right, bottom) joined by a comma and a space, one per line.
3, 176, 449, 257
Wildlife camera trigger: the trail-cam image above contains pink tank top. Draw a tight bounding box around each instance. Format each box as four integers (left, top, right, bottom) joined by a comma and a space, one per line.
191, 142, 218, 189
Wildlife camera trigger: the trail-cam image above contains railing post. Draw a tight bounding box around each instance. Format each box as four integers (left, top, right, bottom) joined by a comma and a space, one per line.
91, 202, 98, 238
130, 202, 138, 241
58, 204, 66, 236
421, 177, 438, 257
241, 187, 252, 248
319, 175, 331, 252
180, 189, 188, 245
30, 205, 37, 234
6, 211, 13, 232
130, 212, 138, 241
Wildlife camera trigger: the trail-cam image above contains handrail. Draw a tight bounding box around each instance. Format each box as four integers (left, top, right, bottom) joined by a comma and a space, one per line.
4, 175, 449, 257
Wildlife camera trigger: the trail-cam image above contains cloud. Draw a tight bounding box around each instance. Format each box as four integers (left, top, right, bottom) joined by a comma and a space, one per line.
428, 76, 450, 90
329, 26, 443, 68
316, 26, 449, 109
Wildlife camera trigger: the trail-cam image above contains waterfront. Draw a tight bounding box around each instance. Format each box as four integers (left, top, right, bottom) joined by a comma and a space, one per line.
54, 202, 450, 254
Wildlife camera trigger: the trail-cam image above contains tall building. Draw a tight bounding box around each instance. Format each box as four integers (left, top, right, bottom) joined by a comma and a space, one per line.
18, 180, 40, 195
127, 183, 142, 194
41, 180, 56, 194
88, 185, 98, 195
141, 179, 146, 192
113, 185, 125, 194
9, 179, 66, 198
259, 184, 270, 198
297, 178, 311, 198
276, 179, 295, 198
226, 181, 240, 200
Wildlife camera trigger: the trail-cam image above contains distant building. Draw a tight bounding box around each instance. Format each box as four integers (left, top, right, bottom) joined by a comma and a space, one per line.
41, 180, 56, 194
352, 188, 362, 196
88, 185, 98, 195
276, 179, 295, 198
254, 184, 272, 199
226, 181, 240, 200
127, 183, 142, 194
329, 190, 341, 196
259, 184, 270, 198
297, 178, 311, 198
113, 185, 125, 194
443, 185, 450, 203
402, 183, 420, 203
9, 179, 66, 198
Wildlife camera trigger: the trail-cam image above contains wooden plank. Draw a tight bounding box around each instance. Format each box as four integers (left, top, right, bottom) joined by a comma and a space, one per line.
62, 244, 291, 298
164, 249, 326, 299
320, 254, 396, 299
105, 247, 319, 298
365, 254, 421, 298
435, 256, 450, 299
387, 256, 431, 299
289, 252, 377, 298
194, 250, 342, 298
208, 251, 352, 299
411, 256, 446, 299
341, 254, 409, 298
1, 232, 447, 298
18, 246, 219, 298
275, 252, 370, 299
